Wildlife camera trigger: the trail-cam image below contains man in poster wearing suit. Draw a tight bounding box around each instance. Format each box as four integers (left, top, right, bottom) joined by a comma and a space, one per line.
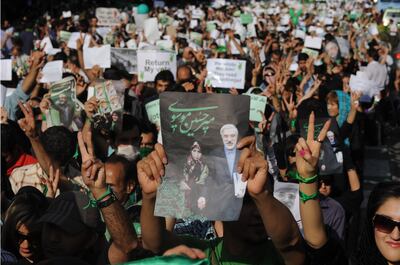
207, 124, 245, 221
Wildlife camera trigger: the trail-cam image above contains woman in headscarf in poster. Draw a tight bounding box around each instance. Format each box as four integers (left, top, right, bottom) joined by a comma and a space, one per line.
180, 141, 209, 215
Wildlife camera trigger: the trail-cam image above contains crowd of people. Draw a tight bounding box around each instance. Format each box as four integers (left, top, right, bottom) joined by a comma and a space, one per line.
1, 0, 400, 264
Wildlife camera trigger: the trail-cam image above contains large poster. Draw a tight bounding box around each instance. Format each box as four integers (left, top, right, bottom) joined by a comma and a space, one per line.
155, 92, 250, 221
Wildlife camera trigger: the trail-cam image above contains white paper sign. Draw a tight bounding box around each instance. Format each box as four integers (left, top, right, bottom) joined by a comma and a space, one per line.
368, 23, 379, 36
0, 85, 6, 107
67, 32, 91, 50
304, 36, 323, 50
83, 45, 111, 69
40, 60, 63, 83
190, 20, 198, 29
294, 30, 306, 39
96, 7, 121, 26
156, 40, 173, 50
40, 37, 61, 55
62, 11, 72, 18
137, 50, 177, 82
144, 18, 161, 44
1, 59, 12, 81
205, 59, 246, 89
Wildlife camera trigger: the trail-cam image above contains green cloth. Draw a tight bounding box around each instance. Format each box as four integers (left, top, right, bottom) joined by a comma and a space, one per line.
120, 255, 209, 265
179, 236, 284, 265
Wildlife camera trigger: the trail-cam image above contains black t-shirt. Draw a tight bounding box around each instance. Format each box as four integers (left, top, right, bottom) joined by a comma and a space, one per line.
306, 237, 348, 265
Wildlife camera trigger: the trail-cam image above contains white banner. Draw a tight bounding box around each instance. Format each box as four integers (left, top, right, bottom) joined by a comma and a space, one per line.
137, 50, 176, 82
205, 59, 246, 89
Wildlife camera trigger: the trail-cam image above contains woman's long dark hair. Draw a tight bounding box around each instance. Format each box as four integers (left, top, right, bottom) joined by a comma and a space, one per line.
353, 182, 400, 265
1, 186, 49, 260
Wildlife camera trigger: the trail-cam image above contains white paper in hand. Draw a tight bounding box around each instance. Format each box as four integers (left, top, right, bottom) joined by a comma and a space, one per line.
144, 18, 161, 44
368, 23, 379, 36
0, 85, 6, 107
304, 36, 323, 50
62, 11, 72, 18
83, 45, 111, 69
40, 60, 63, 83
67, 32, 91, 50
0, 59, 12, 81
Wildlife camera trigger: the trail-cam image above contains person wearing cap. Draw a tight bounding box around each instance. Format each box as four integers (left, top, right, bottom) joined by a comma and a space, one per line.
39, 191, 108, 264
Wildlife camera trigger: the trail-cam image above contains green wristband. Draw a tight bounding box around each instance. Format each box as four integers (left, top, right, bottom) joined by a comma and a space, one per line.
290, 119, 296, 128
299, 190, 319, 203
83, 185, 112, 209
41, 113, 47, 121
295, 172, 318, 184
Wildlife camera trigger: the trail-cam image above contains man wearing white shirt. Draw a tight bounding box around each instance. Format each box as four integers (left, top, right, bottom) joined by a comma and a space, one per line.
364, 48, 387, 91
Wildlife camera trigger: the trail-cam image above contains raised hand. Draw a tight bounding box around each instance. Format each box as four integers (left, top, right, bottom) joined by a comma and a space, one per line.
0, 107, 8, 124
295, 112, 330, 178
84, 96, 99, 119
40, 165, 60, 198
137, 143, 168, 199
78, 131, 106, 197
163, 245, 206, 259
236, 136, 268, 197
17, 101, 38, 139
229, 87, 239, 95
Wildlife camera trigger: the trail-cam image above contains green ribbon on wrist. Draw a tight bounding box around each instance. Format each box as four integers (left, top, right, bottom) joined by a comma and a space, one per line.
294, 172, 318, 184
83, 185, 112, 209
299, 190, 319, 203
290, 119, 296, 128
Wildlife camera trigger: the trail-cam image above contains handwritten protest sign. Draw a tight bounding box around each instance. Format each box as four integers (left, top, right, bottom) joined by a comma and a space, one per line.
83, 45, 111, 69
96, 7, 120, 26
111, 48, 137, 74
248, 94, 267, 122
1, 59, 12, 81
145, 99, 160, 127
137, 50, 177, 82
155, 92, 250, 221
205, 59, 246, 89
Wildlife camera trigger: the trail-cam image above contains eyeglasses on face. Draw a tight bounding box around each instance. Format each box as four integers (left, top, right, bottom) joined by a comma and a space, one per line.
373, 214, 400, 234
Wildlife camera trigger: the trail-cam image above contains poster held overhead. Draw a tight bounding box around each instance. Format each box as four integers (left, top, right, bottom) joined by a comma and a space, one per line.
155, 92, 250, 221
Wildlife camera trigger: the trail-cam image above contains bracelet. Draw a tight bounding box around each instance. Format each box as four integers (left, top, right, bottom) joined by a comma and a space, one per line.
294, 172, 318, 184
41, 113, 46, 121
290, 119, 296, 128
97, 190, 117, 209
83, 185, 113, 209
299, 190, 319, 203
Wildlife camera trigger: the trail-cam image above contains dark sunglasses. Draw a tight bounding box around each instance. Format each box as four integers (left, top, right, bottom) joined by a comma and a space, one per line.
373, 214, 400, 234
17, 233, 39, 247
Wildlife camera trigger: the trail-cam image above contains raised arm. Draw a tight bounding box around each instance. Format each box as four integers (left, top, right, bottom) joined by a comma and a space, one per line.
296, 112, 331, 249
78, 130, 138, 264
137, 144, 183, 253
237, 136, 305, 265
